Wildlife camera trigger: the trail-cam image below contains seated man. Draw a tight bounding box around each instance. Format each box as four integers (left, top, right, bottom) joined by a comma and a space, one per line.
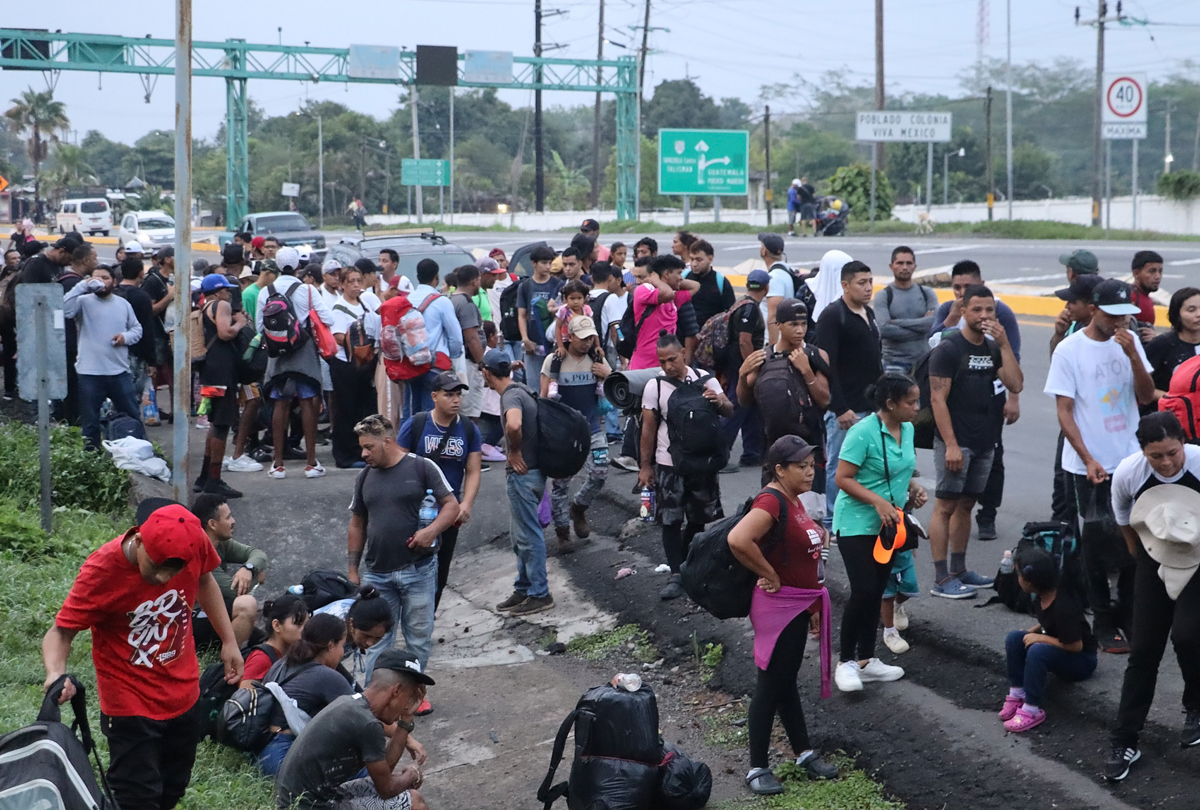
191, 493, 267, 647
275, 649, 432, 810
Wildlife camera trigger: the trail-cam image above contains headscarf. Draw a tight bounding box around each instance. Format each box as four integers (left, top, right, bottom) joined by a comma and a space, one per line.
810, 250, 853, 322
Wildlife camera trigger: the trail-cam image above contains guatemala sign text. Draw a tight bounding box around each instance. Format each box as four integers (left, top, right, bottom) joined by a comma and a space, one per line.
657, 129, 749, 196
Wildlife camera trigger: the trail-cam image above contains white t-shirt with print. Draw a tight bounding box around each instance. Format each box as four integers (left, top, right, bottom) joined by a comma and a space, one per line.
641, 367, 723, 466
1044, 328, 1152, 475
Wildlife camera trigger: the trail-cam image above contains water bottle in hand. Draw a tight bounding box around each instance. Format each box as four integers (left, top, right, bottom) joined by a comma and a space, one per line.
999, 550, 1014, 575
418, 489, 438, 530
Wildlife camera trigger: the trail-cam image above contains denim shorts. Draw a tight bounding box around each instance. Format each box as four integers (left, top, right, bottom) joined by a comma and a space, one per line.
934, 436, 994, 499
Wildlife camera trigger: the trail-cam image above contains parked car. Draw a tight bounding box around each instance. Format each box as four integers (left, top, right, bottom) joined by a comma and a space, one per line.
220, 212, 327, 261
116, 210, 176, 249
55, 198, 112, 236
325, 232, 475, 288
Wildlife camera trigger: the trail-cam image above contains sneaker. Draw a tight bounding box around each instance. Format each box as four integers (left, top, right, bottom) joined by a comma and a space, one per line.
956, 570, 995, 588
195, 415, 210, 430
508, 594, 555, 616
202, 478, 244, 498
268, 466, 286, 479
977, 515, 998, 541
480, 462, 492, 472
1098, 629, 1130, 654
192, 476, 208, 493
221, 455, 233, 470
227, 454, 264, 473
998, 695, 1024, 722
719, 459, 741, 474
251, 446, 274, 463
305, 463, 326, 479
659, 574, 686, 600
1004, 705, 1046, 733
284, 444, 308, 461
611, 455, 639, 472
931, 577, 977, 599
415, 699, 433, 717
883, 631, 910, 655
858, 657, 905, 683
480, 443, 506, 463
1103, 746, 1141, 782
893, 603, 909, 631
570, 502, 591, 538
607, 434, 624, 445
1182, 710, 1200, 747
835, 661, 863, 693
796, 751, 839, 780
745, 768, 784, 796
495, 591, 527, 612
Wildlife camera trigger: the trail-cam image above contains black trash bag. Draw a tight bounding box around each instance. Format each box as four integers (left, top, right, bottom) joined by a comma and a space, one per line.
577, 684, 661, 762
568, 756, 660, 810
656, 742, 713, 810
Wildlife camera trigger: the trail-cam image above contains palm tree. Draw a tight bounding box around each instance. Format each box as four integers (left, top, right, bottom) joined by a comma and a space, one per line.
550, 150, 590, 211
5, 88, 69, 221
52, 143, 97, 186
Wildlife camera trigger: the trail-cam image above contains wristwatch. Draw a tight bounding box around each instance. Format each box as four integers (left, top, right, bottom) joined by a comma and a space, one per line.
243, 562, 255, 573
397, 718, 415, 733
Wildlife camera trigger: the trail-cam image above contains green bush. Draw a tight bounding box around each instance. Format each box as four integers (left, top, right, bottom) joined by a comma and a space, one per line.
1158, 170, 1200, 201
0, 423, 130, 515
828, 163, 895, 222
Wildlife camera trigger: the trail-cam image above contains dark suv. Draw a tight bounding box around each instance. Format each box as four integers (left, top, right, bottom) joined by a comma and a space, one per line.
220, 212, 327, 260
325, 232, 475, 287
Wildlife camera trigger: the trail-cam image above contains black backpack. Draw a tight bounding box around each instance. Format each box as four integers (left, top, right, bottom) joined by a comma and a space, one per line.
218, 660, 318, 752
101, 412, 147, 442
499, 278, 526, 342
233, 323, 269, 384
911, 330, 1001, 450
680, 489, 788, 619
616, 300, 654, 360
771, 262, 818, 328
981, 521, 1084, 614
754, 346, 825, 447
537, 683, 664, 810
301, 569, 359, 611
656, 374, 729, 477
519, 383, 590, 480
197, 642, 280, 741
0, 675, 118, 810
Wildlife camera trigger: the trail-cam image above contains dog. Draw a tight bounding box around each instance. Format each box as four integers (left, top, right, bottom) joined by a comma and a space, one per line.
915, 212, 935, 234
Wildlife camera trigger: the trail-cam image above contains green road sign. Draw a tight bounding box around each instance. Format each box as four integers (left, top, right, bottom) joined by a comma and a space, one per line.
658, 129, 749, 196
401, 159, 450, 187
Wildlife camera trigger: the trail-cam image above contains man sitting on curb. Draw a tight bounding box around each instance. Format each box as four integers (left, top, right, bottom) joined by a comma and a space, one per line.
191, 492, 268, 647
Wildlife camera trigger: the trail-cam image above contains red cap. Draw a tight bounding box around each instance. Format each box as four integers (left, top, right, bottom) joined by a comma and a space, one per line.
488, 248, 506, 259
139, 503, 206, 565
251, 236, 265, 248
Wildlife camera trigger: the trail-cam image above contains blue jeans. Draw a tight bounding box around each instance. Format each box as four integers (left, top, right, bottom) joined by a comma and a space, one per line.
361, 556, 439, 679
255, 731, 294, 776
501, 341, 526, 385
824, 410, 869, 529
507, 469, 549, 599
79, 372, 141, 450
719, 372, 762, 465
604, 407, 621, 439
403, 368, 442, 419
1005, 630, 1098, 707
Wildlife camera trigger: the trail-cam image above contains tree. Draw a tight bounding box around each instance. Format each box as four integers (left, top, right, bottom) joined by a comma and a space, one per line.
5, 88, 69, 220
548, 150, 590, 211
50, 143, 97, 186
827, 163, 894, 222
643, 80, 720, 136
80, 130, 132, 188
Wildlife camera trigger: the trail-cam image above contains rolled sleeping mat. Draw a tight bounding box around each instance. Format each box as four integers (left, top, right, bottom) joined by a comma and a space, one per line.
603, 368, 661, 411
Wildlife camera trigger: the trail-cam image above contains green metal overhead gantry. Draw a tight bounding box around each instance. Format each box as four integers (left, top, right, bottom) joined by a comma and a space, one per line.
0, 29, 641, 224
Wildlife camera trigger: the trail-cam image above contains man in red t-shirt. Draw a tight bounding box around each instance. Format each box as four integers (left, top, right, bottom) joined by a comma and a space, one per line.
43, 497, 244, 810
1130, 249, 1163, 342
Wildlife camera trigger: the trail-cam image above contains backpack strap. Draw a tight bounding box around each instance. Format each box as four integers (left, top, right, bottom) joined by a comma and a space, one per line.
536, 709, 580, 809
756, 488, 790, 559
412, 412, 428, 453
40, 674, 119, 809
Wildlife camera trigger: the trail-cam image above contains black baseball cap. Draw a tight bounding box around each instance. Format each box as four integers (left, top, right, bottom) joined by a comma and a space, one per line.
432, 370, 468, 392
53, 233, 84, 251
153, 245, 175, 260
758, 232, 785, 255
776, 298, 809, 324
1092, 278, 1140, 315
580, 218, 600, 233
766, 435, 816, 468
1054, 273, 1103, 303
222, 243, 246, 264
374, 649, 435, 686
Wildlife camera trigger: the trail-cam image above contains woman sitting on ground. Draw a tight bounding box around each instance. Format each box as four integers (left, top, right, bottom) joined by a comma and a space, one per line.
1000, 546, 1098, 732
728, 435, 839, 796
240, 593, 310, 686
255, 613, 355, 776
315, 586, 396, 685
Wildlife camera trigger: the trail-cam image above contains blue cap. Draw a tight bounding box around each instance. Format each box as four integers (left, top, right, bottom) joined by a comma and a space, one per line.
201, 273, 239, 293
746, 268, 771, 290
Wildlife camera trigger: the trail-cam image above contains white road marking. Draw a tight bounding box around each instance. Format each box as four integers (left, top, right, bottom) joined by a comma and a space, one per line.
1168, 258, 1200, 266
914, 244, 986, 255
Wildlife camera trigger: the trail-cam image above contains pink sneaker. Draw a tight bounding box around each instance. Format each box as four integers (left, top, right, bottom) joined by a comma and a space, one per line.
998, 695, 1024, 722
1004, 706, 1046, 733
480, 443, 506, 463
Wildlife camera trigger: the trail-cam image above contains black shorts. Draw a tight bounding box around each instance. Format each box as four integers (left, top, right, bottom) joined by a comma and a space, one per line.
655, 463, 723, 526
208, 389, 240, 428
101, 701, 201, 810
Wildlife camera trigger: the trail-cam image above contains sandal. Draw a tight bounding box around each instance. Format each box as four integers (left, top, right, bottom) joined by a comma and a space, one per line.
745, 767, 785, 795
1003, 706, 1046, 733
998, 695, 1024, 722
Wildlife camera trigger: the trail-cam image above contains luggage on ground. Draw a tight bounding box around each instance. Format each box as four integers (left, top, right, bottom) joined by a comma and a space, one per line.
300, 569, 359, 611
198, 642, 281, 741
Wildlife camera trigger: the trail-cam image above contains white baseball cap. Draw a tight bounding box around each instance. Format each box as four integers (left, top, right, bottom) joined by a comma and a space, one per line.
321, 258, 342, 273
297, 248, 312, 262
124, 240, 145, 253
791, 178, 801, 186
275, 246, 301, 273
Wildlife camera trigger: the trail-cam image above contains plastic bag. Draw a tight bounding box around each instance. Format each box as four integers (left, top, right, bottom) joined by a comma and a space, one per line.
656, 742, 712, 810
567, 756, 658, 810
102, 436, 155, 461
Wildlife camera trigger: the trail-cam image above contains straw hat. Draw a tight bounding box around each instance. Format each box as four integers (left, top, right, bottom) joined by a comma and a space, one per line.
1129, 484, 1200, 599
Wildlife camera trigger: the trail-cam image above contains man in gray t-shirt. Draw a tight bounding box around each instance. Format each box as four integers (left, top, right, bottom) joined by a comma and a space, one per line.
874, 246, 939, 372
450, 264, 486, 418
483, 349, 555, 618
347, 415, 459, 685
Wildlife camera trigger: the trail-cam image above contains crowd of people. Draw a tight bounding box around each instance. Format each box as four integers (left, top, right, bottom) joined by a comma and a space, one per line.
12, 213, 1198, 802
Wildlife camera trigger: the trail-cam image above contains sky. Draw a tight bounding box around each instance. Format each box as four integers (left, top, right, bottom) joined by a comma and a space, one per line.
4, 0, 1199, 146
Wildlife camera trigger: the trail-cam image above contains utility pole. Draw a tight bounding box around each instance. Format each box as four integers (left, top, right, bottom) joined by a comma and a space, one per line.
411, 83, 423, 223
1192, 107, 1200, 172
1165, 99, 1176, 173
985, 86, 994, 220
764, 105, 772, 226
638, 0, 652, 100
591, 0, 605, 210
535, 0, 545, 212
874, 0, 885, 172
317, 114, 324, 228
1005, 0, 1014, 220
1091, 0, 1104, 226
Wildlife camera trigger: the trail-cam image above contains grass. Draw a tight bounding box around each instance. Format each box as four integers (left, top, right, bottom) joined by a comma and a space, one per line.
700, 705, 749, 748
710, 753, 904, 810
565, 623, 658, 663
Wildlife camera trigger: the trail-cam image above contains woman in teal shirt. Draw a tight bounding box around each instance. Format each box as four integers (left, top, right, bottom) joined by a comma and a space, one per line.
832, 373, 927, 693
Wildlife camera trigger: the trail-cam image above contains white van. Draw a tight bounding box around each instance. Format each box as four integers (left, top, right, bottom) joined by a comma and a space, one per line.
55, 198, 112, 236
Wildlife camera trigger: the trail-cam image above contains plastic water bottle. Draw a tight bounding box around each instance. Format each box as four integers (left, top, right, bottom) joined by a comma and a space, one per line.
999, 550, 1014, 575
418, 489, 438, 530
612, 673, 643, 692
639, 487, 655, 522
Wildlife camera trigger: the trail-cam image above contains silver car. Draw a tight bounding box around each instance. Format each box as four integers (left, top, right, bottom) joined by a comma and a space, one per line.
116, 210, 176, 249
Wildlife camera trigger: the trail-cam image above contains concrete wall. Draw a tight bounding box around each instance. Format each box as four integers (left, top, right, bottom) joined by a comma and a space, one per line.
366, 194, 1200, 234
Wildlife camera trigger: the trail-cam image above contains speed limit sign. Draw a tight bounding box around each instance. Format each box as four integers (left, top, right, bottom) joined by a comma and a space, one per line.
1103, 73, 1147, 124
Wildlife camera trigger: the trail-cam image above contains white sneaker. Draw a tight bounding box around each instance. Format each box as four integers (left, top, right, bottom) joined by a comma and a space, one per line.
858, 657, 905, 683
221, 455, 233, 470
227, 455, 264, 473
835, 661, 863, 693
883, 631, 910, 655
893, 603, 909, 631
268, 466, 286, 479
305, 462, 326, 479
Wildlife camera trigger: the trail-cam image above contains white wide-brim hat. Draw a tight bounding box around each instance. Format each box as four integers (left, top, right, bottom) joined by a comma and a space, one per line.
1129, 484, 1200, 599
